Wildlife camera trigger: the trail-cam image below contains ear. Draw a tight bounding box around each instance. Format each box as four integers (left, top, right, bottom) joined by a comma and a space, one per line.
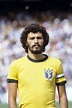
26, 42, 28, 46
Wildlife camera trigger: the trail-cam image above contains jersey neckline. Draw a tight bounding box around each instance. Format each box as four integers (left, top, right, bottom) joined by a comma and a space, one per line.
27, 54, 48, 62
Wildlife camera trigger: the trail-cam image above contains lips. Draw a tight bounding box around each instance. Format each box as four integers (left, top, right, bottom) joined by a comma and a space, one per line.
32, 44, 40, 48
34, 46, 39, 48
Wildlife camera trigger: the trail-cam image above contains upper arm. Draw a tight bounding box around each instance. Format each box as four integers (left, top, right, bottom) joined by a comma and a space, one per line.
57, 84, 67, 101
8, 82, 18, 101
57, 84, 68, 108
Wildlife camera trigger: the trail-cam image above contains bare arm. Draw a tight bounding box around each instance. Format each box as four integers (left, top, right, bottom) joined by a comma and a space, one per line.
57, 84, 68, 108
8, 83, 18, 108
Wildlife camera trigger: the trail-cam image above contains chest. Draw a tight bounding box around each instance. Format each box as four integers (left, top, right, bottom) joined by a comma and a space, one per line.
18, 63, 57, 88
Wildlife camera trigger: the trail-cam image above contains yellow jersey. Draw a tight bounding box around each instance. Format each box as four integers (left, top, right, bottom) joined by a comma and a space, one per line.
7, 55, 66, 108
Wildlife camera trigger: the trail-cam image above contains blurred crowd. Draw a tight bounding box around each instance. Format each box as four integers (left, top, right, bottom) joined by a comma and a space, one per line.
0, 10, 72, 93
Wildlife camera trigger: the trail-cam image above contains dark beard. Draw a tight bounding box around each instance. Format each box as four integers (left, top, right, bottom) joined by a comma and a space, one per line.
27, 44, 44, 54
30, 49, 42, 54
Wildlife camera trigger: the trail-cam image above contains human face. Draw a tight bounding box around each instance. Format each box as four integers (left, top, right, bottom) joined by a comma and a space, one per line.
27, 32, 44, 54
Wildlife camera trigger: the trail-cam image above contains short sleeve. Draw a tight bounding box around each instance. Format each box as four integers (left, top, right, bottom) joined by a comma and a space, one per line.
56, 61, 67, 85
7, 61, 18, 81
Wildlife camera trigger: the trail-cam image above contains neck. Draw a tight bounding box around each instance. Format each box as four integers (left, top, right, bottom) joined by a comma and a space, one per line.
28, 52, 45, 60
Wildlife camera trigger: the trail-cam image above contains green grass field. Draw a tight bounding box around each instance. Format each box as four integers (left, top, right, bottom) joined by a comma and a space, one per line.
0, 102, 72, 108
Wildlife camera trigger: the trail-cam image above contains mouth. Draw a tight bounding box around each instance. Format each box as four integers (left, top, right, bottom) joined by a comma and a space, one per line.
34, 45, 39, 47
32, 44, 40, 48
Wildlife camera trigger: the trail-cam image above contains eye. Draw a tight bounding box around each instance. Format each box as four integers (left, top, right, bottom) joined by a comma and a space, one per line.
37, 37, 43, 39
30, 37, 35, 40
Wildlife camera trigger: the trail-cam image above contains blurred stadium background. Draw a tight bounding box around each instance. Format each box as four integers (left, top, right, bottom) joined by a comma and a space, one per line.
0, 0, 72, 107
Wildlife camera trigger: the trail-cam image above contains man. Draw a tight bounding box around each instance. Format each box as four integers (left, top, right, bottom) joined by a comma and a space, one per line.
7, 22, 68, 108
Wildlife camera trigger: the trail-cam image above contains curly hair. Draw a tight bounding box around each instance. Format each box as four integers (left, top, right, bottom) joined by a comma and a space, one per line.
20, 22, 49, 53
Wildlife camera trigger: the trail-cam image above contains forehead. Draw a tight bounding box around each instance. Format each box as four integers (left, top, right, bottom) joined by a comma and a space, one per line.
27, 32, 43, 38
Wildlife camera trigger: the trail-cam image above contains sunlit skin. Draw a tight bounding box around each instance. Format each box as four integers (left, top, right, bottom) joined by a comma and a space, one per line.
26, 32, 45, 60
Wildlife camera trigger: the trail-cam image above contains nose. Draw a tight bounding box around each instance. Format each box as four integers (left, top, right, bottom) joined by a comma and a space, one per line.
34, 38, 38, 43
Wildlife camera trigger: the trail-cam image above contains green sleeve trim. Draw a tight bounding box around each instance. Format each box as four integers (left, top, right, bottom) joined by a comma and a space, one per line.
56, 81, 67, 85
7, 79, 18, 83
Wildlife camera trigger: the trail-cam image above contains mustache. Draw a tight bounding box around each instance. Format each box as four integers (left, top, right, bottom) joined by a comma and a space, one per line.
32, 44, 41, 48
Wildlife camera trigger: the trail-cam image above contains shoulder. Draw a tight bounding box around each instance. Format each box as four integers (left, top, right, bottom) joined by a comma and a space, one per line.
10, 56, 27, 66
48, 56, 62, 64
